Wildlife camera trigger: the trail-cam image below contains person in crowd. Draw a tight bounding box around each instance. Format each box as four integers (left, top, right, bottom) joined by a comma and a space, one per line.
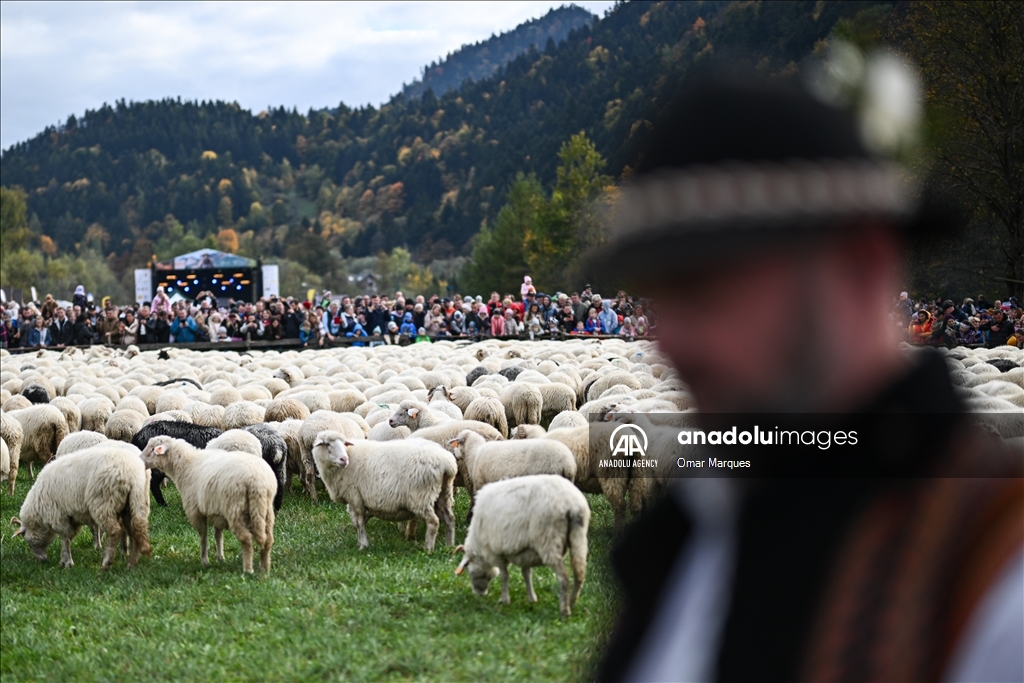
284, 306, 303, 339
170, 307, 199, 343
239, 312, 263, 342
346, 321, 368, 347
264, 316, 284, 341
619, 316, 638, 342
490, 310, 506, 337
960, 297, 977, 317
634, 305, 650, 337
40, 294, 57, 321
570, 320, 586, 336
18, 307, 35, 348
958, 316, 983, 345
149, 309, 171, 344
979, 308, 1014, 347
320, 302, 343, 347
908, 309, 932, 343
599, 299, 619, 334
584, 308, 603, 335
73, 311, 95, 346
503, 308, 521, 337
46, 305, 73, 348
151, 285, 172, 316
27, 315, 49, 347
0, 311, 12, 348
96, 306, 121, 345
122, 310, 139, 346
72, 285, 88, 311
299, 317, 316, 346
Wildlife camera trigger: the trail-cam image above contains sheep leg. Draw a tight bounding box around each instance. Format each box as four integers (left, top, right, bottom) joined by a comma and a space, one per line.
259, 526, 273, 573
6, 464, 16, 495
551, 560, 573, 617
192, 518, 209, 566
90, 524, 102, 550
59, 537, 74, 568
28, 462, 35, 480
422, 508, 440, 553
215, 528, 225, 562
229, 519, 255, 574
347, 506, 369, 550
498, 562, 511, 604
404, 520, 418, 541
101, 522, 123, 570
522, 567, 537, 603
436, 476, 456, 547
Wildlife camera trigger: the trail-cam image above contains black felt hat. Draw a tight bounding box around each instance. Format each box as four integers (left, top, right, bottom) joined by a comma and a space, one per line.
599, 73, 920, 282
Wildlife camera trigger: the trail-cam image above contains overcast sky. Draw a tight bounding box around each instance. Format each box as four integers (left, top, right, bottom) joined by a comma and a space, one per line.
0, 1, 615, 151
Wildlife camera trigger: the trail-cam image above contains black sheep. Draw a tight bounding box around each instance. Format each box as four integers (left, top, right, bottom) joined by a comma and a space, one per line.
131, 422, 223, 506
21, 384, 50, 404
155, 377, 203, 390
466, 366, 490, 387
989, 358, 1020, 373
243, 424, 288, 511
498, 366, 524, 381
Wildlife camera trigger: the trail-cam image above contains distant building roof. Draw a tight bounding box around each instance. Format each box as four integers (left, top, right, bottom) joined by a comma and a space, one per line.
157, 248, 256, 270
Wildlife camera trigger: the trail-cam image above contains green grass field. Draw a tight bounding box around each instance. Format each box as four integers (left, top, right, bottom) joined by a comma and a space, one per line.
1, 477, 618, 682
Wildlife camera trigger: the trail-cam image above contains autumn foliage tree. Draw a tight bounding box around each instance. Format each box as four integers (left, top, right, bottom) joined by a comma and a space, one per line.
892, 1, 1024, 298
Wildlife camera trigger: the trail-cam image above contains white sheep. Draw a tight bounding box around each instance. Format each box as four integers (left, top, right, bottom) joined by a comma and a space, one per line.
311, 430, 457, 552
449, 430, 576, 508
49, 396, 82, 433
55, 431, 109, 457
1, 410, 23, 494
463, 397, 509, 439
538, 383, 577, 423
11, 443, 152, 569
206, 429, 263, 457
455, 474, 590, 616
388, 400, 454, 431
79, 396, 116, 433
368, 422, 411, 441
104, 409, 145, 443
298, 410, 366, 502
264, 397, 311, 423
500, 383, 543, 428
222, 401, 266, 430
6, 404, 69, 481
140, 436, 275, 573
0, 439, 8, 491
426, 386, 465, 420
548, 411, 589, 431
511, 424, 548, 439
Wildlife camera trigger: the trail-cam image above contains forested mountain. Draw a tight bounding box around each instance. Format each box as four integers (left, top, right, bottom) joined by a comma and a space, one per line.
4, 1, 1016, 300
402, 5, 595, 100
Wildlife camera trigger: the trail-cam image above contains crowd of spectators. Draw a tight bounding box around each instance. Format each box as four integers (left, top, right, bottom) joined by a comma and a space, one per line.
891, 292, 1023, 349
0, 277, 656, 350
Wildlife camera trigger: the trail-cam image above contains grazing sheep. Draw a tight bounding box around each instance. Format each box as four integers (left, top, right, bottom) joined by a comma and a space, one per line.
114, 395, 150, 418
55, 431, 108, 457
6, 405, 69, 482
2, 410, 24, 494
463, 397, 509, 439
427, 386, 465, 420
3, 395, 32, 412
538, 383, 577, 423
500, 383, 543, 428
0, 439, 8, 488
11, 443, 151, 569
449, 430, 576, 510
79, 397, 116, 433
209, 386, 244, 407
104, 409, 145, 443
548, 411, 588, 431
154, 391, 191, 414
406, 421, 504, 452
207, 429, 263, 457
127, 385, 163, 414
141, 436, 275, 573
466, 366, 490, 387
243, 424, 288, 511
388, 400, 454, 431
269, 419, 305, 497
311, 431, 457, 552
455, 474, 590, 616
512, 424, 547, 439
222, 401, 266, 430
131, 422, 223, 507
264, 397, 311, 423
21, 384, 51, 404
287, 390, 332, 414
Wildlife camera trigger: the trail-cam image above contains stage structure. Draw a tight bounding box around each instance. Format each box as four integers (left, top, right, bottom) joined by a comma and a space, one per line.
134, 248, 279, 305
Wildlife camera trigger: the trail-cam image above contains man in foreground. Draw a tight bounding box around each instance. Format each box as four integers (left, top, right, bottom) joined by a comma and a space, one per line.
597, 76, 1022, 682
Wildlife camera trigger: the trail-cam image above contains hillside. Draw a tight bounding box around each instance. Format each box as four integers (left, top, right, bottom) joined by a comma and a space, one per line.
2, 0, 909, 300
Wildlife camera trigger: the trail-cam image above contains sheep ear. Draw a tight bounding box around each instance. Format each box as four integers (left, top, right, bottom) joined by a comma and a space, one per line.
448, 438, 459, 448
343, 440, 354, 447
154, 444, 166, 455
408, 407, 419, 419
452, 544, 465, 554
455, 556, 469, 575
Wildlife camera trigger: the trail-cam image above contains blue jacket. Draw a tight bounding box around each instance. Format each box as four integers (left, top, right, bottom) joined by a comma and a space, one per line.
170, 315, 199, 343
400, 313, 417, 335
346, 323, 367, 347
599, 300, 618, 334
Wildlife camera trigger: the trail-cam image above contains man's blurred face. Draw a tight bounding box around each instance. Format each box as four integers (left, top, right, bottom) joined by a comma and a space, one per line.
650, 246, 825, 413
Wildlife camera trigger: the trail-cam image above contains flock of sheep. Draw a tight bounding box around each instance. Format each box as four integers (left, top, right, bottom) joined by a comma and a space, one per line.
1, 340, 1021, 615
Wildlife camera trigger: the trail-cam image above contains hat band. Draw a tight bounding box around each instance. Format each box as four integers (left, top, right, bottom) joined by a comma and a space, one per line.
613, 159, 916, 237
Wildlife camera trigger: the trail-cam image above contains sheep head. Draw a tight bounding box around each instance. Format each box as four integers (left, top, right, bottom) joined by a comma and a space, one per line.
428, 386, 454, 402
388, 403, 418, 429
11, 516, 52, 562
454, 549, 499, 595
312, 431, 351, 468
140, 435, 176, 469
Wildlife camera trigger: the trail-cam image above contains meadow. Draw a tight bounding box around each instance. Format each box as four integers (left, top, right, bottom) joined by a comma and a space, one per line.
1, 477, 618, 682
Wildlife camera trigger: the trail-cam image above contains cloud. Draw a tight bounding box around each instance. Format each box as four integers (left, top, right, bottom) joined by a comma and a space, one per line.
0, 1, 614, 150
